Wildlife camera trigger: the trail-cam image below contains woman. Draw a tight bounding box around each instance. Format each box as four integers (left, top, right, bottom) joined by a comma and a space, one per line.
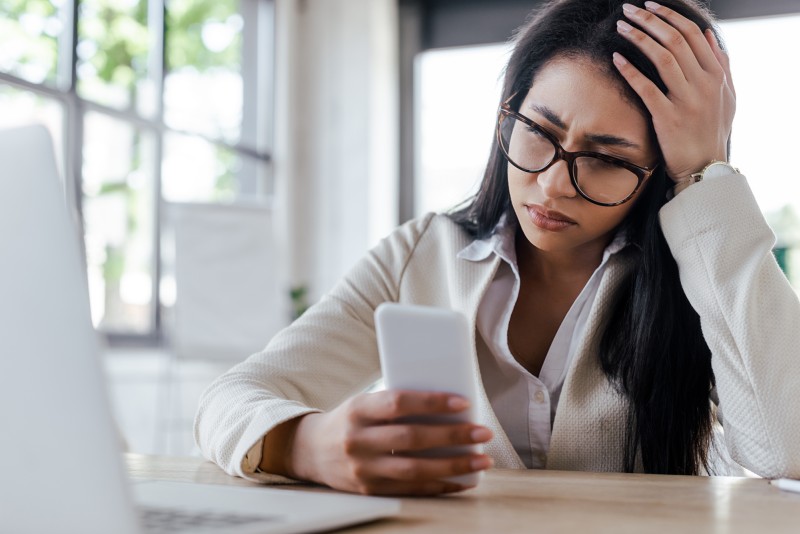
195, 0, 800, 495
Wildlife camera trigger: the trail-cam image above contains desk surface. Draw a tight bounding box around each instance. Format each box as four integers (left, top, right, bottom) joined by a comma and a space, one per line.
126, 454, 799, 533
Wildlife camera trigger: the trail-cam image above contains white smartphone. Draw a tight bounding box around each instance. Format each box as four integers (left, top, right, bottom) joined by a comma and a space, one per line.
374, 302, 484, 486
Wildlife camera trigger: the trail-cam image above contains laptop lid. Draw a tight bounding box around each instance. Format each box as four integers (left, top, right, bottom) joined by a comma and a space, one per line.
0, 124, 140, 534
0, 124, 402, 534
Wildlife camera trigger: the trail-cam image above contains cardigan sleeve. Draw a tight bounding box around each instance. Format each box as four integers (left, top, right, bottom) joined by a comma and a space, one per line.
193, 212, 437, 483
659, 173, 800, 479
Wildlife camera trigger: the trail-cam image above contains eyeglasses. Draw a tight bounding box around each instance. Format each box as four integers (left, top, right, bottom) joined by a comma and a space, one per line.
496, 92, 657, 207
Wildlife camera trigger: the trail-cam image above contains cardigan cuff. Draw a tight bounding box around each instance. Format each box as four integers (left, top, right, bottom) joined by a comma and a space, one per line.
234, 404, 322, 484
658, 171, 770, 251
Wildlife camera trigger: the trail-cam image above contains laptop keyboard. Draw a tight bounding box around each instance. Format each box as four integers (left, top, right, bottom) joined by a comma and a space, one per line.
140, 506, 280, 533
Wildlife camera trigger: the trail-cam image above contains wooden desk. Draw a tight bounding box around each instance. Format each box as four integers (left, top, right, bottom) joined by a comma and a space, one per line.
126, 454, 800, 533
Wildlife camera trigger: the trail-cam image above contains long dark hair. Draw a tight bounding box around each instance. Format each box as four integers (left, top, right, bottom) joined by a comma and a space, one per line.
448, 0, 718, 475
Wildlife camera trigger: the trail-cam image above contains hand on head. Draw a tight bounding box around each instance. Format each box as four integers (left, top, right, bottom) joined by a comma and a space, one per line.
612, 1, 736, 181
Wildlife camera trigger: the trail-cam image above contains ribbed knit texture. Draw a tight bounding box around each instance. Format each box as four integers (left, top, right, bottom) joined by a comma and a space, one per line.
195, 174, 800, 483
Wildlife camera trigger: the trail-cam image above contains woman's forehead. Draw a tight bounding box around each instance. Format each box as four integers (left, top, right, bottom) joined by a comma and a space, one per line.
523, 55, 651, 135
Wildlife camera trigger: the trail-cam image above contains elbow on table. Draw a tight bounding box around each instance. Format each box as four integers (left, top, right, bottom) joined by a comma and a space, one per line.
732, 447, 800, 480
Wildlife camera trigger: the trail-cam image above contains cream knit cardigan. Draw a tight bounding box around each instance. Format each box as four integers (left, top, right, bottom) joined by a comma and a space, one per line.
194, 173, 800, 483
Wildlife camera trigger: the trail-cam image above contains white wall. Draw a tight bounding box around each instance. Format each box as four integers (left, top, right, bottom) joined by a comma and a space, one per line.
273, 0, 399, 304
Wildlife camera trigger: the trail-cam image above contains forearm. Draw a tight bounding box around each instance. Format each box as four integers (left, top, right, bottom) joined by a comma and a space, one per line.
194, 292, 387, 481
194, 294, 384, 480
660, 172, 800, 477
195, 213, 434, 482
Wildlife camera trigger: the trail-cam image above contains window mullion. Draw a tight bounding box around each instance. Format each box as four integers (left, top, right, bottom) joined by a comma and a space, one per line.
149, 0, 167, 340
66, 0, 84, 242
58, 0, 77, 92
149, 0, 166, 120
239, 0, 260, 198
256, 0, 275, 197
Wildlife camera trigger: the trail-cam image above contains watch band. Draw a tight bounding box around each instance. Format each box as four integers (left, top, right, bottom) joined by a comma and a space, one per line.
666, 161, 739, 200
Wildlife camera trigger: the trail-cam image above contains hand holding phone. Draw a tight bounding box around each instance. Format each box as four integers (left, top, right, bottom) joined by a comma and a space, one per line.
375, 303, 488, 486
282, 303, 493, 496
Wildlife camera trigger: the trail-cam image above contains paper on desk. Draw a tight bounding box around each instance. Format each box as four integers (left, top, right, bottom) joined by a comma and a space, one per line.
771, 478, 800, 494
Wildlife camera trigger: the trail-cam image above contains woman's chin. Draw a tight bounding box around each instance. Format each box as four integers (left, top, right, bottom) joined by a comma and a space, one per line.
517, 223, 579, 254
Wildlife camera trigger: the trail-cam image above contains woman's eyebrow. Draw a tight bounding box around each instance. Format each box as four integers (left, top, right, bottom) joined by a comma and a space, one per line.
529, 103, 567, 130
527, 103, 642, 150
585, 133, 641, 150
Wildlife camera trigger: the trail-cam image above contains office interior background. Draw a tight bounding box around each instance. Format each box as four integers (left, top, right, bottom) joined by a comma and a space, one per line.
2, 0, 800, 456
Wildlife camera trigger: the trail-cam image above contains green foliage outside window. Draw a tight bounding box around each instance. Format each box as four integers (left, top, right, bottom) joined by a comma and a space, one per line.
78, 0, 149, 100
2, 0, 263, 333
0, 0, 59, 83
167, 0, 240, 72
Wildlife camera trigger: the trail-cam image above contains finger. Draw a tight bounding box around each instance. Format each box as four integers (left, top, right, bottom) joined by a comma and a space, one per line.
355, 423, 493, 454
353, 478, 471, 497
621, 3, 703, 82
705, 29, 736, 98
353, 390, 470, 424
612, 52, 671, 116
704, 29, 730, 72
370, 453, 493, 483
617, 19, 688, 95
641, 1, 721, 75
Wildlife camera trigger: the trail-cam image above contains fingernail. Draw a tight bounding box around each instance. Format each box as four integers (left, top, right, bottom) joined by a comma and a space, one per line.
471, 456, 492, 470
617, 20, 633, 33
470, 427, 492, 442
612, 52, 628, 66
622, 3, 637, 14
448, 396, 469, 410
644, 1, 661, 11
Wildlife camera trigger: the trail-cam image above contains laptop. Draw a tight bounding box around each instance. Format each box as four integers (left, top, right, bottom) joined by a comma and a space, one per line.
0, 124, 401, 534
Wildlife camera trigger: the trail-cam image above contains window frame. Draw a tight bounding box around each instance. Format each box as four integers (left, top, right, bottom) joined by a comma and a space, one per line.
0, 0, 275, 345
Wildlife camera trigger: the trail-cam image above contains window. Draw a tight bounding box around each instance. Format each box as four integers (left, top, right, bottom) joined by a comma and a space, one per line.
414, 43, 509, 217
414, 14, 800, 287
0, 0, 275, 341
721, 15, 800, 281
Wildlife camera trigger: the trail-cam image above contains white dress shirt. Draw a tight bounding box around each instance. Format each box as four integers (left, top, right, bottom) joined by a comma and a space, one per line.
457, 216, 627, 468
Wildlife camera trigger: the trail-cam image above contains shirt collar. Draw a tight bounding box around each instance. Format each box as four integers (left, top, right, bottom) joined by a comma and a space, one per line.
456, 213, 514, 263
602, 228, 629, 262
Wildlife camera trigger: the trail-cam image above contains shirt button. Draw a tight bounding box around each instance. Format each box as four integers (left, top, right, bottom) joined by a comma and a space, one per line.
534, 390, 546, 403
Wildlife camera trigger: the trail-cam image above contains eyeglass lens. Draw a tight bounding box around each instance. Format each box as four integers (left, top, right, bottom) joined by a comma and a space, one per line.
499, 114, 639, 205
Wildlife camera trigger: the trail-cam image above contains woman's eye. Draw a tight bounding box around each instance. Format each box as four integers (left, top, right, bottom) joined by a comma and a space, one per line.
601, 155, 630, 166
586, 158, 616, 170
525, 125, 546, 137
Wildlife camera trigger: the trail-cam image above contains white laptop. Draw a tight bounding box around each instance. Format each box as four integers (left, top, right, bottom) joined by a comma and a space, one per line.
0, 124, 401, 534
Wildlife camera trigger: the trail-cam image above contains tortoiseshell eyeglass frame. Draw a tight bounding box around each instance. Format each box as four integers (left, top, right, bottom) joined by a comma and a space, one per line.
496, 91, 658, 207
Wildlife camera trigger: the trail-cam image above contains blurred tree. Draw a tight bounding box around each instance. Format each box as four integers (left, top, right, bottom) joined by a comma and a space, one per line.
1, 0, 240, 105
0, 0, 60, 83
166, 0, 243, 197
167, 0, 241, 71
78, 0, 149, 106
1, 0, 244, 330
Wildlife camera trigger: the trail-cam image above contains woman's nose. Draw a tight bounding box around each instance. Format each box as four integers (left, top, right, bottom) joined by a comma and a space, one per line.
536, 159, 577, 200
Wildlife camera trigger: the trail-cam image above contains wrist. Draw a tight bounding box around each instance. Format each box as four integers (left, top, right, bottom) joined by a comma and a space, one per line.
286, 412, 325, 482
259, 412, 322, 482
671, 178, 696, 197
667, 160, 738, 200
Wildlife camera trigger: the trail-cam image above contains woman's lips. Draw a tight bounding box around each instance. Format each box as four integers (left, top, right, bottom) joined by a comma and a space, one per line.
525, 204, 576, 231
